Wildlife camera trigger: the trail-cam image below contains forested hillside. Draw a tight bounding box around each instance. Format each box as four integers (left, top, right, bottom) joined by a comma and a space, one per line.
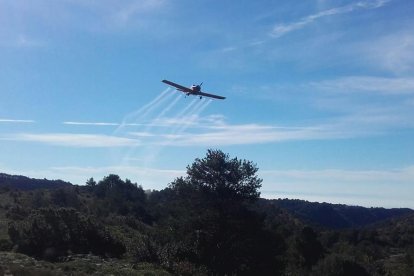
0, 150, 413, 275
261, 198, 413, 229
0, 173, 72, 190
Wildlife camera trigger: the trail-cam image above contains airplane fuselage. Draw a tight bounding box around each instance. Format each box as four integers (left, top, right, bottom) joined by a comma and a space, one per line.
162, 79, 225, 100
190, 85, 201, 92
178, 85, 201, 96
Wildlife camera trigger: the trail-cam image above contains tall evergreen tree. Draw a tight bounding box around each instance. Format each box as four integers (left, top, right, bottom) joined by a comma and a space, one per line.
166, 149, 284, 275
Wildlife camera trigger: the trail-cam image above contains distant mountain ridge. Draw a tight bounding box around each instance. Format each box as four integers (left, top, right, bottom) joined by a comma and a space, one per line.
0, 173, 72, 190
2, 172, 412, 230
262, 198, 414, 229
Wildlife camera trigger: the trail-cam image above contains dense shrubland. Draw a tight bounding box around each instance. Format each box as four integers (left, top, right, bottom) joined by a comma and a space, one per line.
0, 149, 413, 275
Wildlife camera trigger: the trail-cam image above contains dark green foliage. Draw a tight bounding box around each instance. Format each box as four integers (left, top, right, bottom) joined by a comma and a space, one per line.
295, 226, 325, 268
195, 206, 285, 275
91, 174, 149, 221
160, 149, 285, 275
1, 149, 414, 275
312, 254, 370, 276
0, 238, 13, 251
0, 251, 171, 275
85, 177, 96, 187
6, 204, 29, 220
50, 187, 80, 208
8, 208, 125, 260
31, 189, 48, 208
94, 174, 141, 200
183, 149, 262, 202
271, 199, 413, 229
0, 173, 72, 190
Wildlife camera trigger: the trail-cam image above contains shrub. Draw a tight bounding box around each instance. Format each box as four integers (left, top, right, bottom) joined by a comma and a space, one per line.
8, 208, 125, 260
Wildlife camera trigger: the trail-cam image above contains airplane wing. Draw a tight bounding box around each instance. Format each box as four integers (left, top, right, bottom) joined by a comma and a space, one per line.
197, 91, 226, 100
162, 79, 226, 100
162, 80, 192, 93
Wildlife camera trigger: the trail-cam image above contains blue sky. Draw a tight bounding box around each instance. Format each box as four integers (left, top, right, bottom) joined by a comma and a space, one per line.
1, 0, 414, 208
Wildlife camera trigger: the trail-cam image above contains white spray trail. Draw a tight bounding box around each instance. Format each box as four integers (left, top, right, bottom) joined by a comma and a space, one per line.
121, 93, 182, 166
139, 98, 208, 167
113, 88, 172, 135
142, 99, 213, 166
160, 98, 198, 132
171, 98, 198, 123
110, 88, 214, 172
135, 91, 175, 125
110, 88, 172, 164
145, 93, 182, 128
173, 99, 212, 136
168, 99, 209, 135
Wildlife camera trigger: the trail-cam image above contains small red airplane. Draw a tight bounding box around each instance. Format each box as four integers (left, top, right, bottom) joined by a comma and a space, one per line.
162, 79, 226, 100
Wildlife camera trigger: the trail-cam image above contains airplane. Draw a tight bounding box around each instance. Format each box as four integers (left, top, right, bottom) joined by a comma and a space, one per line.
162, 79, 226, 100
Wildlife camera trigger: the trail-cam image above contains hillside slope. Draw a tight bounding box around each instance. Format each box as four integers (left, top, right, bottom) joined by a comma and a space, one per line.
0, 173, 72, 190
0, 172, 413, 275
260, 198, 413, 229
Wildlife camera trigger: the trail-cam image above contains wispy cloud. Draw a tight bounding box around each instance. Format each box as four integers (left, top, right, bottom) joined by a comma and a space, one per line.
134, 114, 227, 129
311, 76, 414, 95
261, 166, 414, 184
112, 0, 166, 25
270, 0, 391, 38
16, 34, 46, 47
308, 76, 414, 128
63, 121, 119, 126
3, 133, 139, 148
158, 126, 322, 146
0, 34, 46, 48
260, 166, 414, 208
359, 31, 414, 74
136, 122, 345, 147
211, 0, 394, 71
71, 0, 168, 32
118, 111, 341, 147
0, 0, 169, 39
2, 103, 411, 148
0, 119, 35, 123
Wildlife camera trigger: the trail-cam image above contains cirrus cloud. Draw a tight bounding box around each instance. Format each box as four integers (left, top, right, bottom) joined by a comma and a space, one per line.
270, 0, 391, 38
2, 133, 139, 148
0, 119, 35, 123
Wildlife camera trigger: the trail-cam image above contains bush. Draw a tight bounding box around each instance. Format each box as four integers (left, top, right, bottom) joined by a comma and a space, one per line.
0, 238, 13, 251
8, 208, 125, 260
312, 254, 369, 276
